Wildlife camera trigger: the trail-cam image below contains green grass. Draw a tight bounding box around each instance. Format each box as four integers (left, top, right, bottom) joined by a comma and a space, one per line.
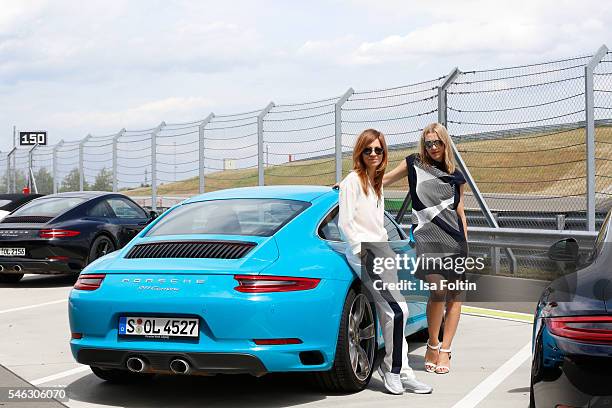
124, 126, 612, 198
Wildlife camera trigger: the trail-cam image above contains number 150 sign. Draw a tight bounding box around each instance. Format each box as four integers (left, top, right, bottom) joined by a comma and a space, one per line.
19, 131, 47, 146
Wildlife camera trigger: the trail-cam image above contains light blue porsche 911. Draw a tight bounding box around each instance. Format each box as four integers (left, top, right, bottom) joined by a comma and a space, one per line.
69, 186, 427, 392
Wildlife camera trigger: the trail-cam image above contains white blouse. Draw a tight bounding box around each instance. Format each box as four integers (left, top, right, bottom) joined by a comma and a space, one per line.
338, 171, 388, 255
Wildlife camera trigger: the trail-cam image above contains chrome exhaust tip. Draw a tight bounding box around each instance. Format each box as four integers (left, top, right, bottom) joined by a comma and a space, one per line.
169, 359, 191, 375
126, 357, 147, 373
13, 265, 22, 272
0, 265, 4, 272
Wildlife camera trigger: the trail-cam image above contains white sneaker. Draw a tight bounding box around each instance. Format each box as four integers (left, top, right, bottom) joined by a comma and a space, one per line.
400, 374, 433, 394
377, 367, 404, 395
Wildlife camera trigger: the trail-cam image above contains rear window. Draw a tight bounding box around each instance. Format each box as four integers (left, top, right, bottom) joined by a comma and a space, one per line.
11, 197, 86, 217
146, 199, 310, 237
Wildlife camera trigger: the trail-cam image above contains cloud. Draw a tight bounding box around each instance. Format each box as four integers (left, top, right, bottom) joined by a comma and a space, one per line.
352, 21, 549, 64
303, 0, 612, 65
296, 36, 357, 62
1, 0, 611, 154
48, 96, 214, 130
0, 2, 267, 85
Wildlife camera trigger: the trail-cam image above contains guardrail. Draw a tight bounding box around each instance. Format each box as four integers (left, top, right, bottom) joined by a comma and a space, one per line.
466, 227, 598, 250
396, 222, 598, 276
467, 226, 598, 276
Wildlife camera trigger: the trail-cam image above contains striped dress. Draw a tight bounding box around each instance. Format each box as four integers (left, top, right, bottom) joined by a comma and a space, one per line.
405, 153, 468, 280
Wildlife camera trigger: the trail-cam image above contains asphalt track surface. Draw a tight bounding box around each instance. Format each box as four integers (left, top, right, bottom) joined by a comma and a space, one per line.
0, 274, 535, 408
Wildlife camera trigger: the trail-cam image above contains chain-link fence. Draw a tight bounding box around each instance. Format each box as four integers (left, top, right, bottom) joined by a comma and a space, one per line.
594, 51, 612, 217
0, 155, 6, 192
263, 97, 338, 187
30, 145, 54, 194
203, 110, 260, 192
342, 79, 442, 212
4, 46, 612, 277
448, 55, 593, 228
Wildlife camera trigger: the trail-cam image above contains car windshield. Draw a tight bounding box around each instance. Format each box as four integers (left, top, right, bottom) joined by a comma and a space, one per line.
10, 197, 86, 217
146, 199, 310, 237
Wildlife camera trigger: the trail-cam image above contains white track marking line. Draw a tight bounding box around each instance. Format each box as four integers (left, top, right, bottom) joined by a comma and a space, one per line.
451, 342, 532, 408
0, 299, 67, 315
31, 365, 90, 386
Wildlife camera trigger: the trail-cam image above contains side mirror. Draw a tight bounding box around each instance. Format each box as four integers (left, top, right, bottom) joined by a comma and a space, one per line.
548, 238, 579, 262
148, 210, 158, 221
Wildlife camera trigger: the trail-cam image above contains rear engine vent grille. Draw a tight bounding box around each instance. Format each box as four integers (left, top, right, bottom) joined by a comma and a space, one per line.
2, 216, 54, 224
125, 241, 256, 260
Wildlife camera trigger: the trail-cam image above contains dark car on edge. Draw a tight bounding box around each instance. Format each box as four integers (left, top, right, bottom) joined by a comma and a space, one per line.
0, 192, 156, 283
530, 209, 612, 407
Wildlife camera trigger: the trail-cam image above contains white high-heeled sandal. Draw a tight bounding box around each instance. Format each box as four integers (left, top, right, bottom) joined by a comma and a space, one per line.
424, 340, 440, 373
435, 347, 452, 374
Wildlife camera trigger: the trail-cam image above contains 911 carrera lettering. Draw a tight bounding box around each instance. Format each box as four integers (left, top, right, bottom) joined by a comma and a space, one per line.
137, 286, 179, 291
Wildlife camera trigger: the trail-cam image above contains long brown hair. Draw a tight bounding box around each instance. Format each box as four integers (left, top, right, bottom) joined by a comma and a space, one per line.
352, 129, 388, 200
419, 122, 456, 174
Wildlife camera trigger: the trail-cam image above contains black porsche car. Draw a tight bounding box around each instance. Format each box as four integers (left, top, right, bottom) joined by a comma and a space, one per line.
530, 209, 612, 407
0, 192, 155, 283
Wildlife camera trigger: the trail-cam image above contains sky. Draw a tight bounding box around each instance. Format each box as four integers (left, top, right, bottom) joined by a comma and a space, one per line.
1, 0, 612, 152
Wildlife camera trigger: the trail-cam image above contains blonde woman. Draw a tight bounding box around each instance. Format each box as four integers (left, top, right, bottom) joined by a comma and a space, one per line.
338, 129, 432, 395
383, 123, 468, 375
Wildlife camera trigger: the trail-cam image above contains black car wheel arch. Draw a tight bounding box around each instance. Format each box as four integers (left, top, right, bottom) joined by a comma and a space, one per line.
87, 234, 117, 265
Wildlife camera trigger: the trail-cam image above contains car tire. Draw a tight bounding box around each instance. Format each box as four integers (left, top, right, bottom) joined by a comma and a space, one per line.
313, 288, 376, 393
0, 273, 24, 283
88, 235, 115, 265
90, 366, 153, 383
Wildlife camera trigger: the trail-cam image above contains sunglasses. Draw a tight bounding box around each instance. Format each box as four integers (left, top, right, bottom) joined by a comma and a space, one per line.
362, 147, 384, 156
424, 140, 444, 149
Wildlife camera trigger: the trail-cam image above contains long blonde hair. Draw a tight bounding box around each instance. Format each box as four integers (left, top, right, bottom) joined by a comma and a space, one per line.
352, 129, 388, 200
419, 123, 456, 174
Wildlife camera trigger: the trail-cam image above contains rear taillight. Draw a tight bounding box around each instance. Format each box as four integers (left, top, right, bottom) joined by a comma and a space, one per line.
48, 256, 69, 261
234, 275, 320, 293
546, 316, 612, 344
39, 229, 80, 238
74, 274, 106, 291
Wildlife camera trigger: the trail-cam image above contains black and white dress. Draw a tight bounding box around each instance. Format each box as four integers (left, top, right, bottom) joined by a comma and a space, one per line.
405, 153, 467, 281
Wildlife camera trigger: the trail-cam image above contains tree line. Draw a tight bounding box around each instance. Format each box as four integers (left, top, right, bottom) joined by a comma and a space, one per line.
0, 168, 114, 194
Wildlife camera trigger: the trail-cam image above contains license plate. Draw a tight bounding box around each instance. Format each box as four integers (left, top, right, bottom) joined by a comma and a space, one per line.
0, 248, 25, 256
118, 317, 199, 339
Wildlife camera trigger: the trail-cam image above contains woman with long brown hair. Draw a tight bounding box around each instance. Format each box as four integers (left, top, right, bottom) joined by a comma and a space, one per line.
338, 129, 432, 395
383, 123, 468, 375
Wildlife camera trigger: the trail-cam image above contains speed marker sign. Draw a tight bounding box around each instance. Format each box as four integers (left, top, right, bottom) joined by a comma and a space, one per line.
19, 131, 47, 146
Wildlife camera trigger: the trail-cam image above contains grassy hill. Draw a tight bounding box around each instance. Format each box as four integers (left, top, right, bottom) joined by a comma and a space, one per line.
124, 127, 612, 198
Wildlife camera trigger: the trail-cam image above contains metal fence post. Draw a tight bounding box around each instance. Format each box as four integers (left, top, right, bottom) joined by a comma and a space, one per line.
438, 68, 518, 273
438, 68, 460, 126
28, 143, 38, 193
151, 122, 166, 211
53, 140, 63, 194
7, 148, 16, 193
335, 88, 354, 183
11, 150, 16, 193
79, 135, 92, 191
5, 150, 12, 193
585, 44, 609, 231
112, 129, 125, 192
198, 113, 215, 194
258, 102, 275, 186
